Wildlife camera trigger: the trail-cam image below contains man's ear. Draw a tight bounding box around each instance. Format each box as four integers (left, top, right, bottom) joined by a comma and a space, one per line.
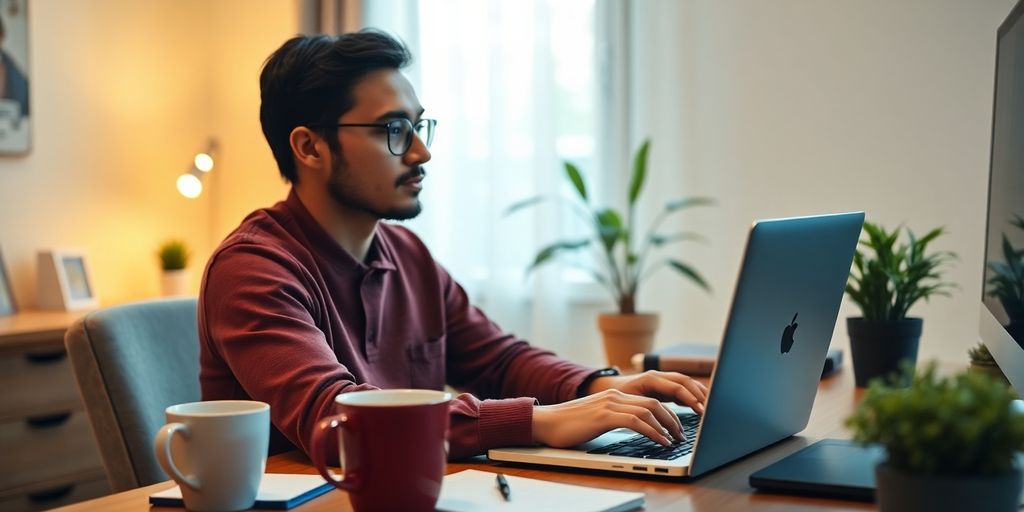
289, 126, 329, 173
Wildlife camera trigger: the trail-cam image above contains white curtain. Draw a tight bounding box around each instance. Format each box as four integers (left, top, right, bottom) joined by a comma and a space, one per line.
363, 0, 612, 362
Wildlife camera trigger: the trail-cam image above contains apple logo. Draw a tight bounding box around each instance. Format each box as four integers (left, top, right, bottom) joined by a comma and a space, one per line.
780, 313, 799, 354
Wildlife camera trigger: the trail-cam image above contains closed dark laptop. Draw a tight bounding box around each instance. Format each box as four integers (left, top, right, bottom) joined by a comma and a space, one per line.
749, 439, 884, 501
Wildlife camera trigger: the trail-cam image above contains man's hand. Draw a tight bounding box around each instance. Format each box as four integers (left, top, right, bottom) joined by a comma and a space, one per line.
533, 389, 685, 448
587, 370, 708, 415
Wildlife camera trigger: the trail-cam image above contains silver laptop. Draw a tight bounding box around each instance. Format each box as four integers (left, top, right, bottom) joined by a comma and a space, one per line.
489, 212, 865, 478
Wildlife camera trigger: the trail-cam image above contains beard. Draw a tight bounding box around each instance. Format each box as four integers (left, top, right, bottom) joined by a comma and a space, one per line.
326, 157, 425, 221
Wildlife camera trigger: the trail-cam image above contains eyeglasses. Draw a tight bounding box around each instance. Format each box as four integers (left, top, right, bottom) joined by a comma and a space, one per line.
333, 118, 437, 156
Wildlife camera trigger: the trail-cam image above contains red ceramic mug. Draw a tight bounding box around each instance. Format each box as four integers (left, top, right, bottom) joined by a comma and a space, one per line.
311, 389, 452, 512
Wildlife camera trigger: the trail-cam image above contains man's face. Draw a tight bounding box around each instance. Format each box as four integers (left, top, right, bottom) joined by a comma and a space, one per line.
326, 69, 431, 221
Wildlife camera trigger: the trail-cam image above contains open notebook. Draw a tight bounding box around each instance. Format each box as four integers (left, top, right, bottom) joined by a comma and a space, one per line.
436, 470, 644, 512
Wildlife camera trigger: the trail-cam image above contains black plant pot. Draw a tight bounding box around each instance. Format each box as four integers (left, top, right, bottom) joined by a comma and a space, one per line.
847, 317, 922, 387
875, 464, 1023, 512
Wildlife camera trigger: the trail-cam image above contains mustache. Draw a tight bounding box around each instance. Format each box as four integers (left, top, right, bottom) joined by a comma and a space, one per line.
396, 166, 426, 186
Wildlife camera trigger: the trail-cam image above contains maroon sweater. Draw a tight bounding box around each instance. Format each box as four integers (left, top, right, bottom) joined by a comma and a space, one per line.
199, 191, 597, 462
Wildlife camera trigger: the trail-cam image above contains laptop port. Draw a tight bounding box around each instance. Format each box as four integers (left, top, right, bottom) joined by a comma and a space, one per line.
654, 468, 669, 474
633, 466, 647, 471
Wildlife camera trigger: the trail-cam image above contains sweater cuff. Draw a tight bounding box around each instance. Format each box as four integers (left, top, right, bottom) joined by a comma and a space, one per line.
478, 397, 537, 449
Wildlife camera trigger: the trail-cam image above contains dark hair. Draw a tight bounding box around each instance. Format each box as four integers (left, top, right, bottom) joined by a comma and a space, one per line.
259, 30, 411, 183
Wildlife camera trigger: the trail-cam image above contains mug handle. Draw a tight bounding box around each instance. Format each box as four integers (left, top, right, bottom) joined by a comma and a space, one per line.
154, 422, 201, 491
311, 414, 360, 492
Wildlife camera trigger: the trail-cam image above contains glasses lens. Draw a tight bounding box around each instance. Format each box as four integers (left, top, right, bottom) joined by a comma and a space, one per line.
386, 119, 413, 156
416, 119, 436, 148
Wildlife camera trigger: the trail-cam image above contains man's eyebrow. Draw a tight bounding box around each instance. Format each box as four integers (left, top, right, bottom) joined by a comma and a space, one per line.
374, 108, 426, 122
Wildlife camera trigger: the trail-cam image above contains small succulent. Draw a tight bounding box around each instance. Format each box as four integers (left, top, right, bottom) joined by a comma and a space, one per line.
968, 342, 996, 365
157, 239, 189, 271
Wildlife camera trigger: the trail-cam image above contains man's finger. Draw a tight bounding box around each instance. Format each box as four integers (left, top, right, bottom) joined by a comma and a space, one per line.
614, 408, 674, 446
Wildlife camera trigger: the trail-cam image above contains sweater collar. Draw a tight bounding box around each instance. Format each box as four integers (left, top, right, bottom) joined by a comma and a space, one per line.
283, 189, 397, 272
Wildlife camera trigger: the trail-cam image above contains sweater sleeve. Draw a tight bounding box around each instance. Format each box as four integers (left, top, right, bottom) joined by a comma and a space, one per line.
436, 262, 598, 456
200, 246, 379, 466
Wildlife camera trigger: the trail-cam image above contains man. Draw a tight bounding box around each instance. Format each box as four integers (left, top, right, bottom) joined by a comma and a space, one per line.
199, 30, 707, 464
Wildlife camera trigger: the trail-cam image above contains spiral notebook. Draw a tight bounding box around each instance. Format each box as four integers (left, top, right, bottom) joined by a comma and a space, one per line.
149, 473, 332, 510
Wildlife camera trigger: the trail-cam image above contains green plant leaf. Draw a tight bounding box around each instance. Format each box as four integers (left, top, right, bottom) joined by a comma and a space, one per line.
664, 197, 716, 213
650, 232, 707, 247
595, 208, 624, 253
667, 259, 711, 292
564, 162, 588, 202
503, 196, 547, 216
526, 239, 591, 275
845, 222, 956, 321
628, 139, 650, 206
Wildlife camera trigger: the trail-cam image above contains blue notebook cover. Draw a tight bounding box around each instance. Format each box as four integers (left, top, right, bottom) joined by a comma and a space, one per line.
149, 474, 333, 510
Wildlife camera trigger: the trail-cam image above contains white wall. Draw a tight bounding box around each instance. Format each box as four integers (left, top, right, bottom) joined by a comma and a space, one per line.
0, 1, 294, 307
622, 0, 1018, 365
0, 0, 1013, 368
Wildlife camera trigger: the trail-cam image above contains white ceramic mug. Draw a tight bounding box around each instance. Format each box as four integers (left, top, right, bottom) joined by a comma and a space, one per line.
154, 400, 270, 512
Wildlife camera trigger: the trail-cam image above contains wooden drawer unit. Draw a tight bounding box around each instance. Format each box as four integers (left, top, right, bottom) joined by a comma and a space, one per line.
0, 409, 104, 490
0, 475, 108, 511
0, 310, 109, 506
0, 349, 80, 421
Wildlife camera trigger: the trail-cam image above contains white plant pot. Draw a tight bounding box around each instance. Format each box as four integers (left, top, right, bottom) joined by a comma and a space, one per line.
160, 269, 190, 297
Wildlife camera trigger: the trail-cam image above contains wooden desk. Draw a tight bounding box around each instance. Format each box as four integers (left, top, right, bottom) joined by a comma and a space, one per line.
55, 368, 876, 511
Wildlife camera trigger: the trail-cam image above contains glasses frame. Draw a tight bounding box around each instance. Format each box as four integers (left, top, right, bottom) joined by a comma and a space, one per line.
333, 118, 437, 156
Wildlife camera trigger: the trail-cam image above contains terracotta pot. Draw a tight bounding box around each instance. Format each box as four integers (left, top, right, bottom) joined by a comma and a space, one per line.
160, 269, 190, 297
597, 313, 659, 370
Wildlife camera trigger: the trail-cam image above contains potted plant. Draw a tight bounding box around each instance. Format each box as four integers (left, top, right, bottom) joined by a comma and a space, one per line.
506, 139, 713, 369
844, 222, 956, 386
969, 341, 1013, 389
157, 239, 191, 297
986, 214, 1024, 348
845, 363, 1024, 511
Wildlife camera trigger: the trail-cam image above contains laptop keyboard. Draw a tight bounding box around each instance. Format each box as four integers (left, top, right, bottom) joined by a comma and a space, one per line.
586, 413, 700, 460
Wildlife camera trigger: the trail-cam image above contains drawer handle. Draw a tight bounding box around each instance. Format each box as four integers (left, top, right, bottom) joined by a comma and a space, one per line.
27, 484, 74, 503
24, 350, 67, 364
26, 411, 72, 429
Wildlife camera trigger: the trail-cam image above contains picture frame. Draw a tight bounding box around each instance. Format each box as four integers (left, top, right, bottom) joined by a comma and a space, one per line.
37, 249, 98, 311
0, 0, 29, 154
0, 247, 15, 315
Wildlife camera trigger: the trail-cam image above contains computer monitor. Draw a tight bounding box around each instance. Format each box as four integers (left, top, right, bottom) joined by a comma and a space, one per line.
980, 0, 1024, 394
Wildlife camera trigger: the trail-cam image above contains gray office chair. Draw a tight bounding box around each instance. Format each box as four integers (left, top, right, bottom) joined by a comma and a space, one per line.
64, 297, 200, 492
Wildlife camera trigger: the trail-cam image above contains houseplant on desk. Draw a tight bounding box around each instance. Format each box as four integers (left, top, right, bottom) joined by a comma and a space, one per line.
845, 363, 1024, 511
157, 239, 190, 297
506, 139, 713, 369
844, 222, 956, 386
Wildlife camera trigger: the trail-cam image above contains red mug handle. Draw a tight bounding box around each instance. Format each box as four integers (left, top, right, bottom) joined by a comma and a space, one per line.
311, 413, 360, 492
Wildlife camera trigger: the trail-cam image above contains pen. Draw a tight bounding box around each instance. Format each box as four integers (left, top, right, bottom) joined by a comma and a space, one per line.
495, 472, 511, 501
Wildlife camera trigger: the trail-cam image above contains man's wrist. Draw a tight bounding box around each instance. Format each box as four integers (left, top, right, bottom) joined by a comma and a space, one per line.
576, 367, 620, 397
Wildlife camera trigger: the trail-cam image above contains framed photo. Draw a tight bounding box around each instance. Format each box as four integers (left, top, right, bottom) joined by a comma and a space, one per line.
0, 248, 15, 315
37, 250, 98, 311
0, 0, 29, 154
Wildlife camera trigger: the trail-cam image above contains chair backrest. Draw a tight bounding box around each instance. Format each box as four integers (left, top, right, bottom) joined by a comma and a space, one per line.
64, 297, 200, 492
